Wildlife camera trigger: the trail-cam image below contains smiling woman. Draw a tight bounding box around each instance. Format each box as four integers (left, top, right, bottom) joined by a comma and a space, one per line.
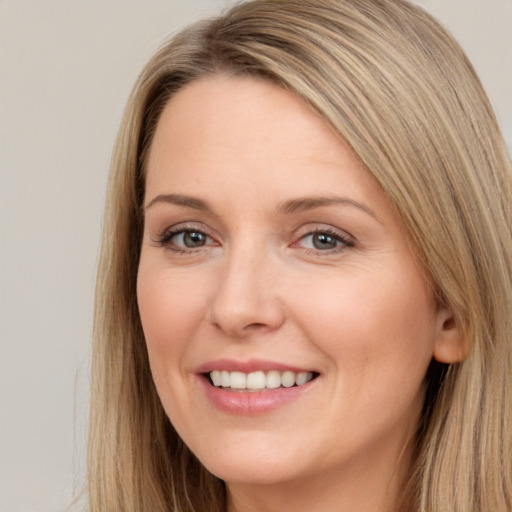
89, 1, 512, 511
137, 75, 460, 506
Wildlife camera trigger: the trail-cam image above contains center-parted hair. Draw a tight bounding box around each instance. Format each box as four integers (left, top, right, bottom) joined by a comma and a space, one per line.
89, 1, 512, 511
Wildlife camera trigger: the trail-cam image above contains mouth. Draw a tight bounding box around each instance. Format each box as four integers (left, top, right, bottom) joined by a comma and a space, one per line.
197, 361, 320, 414
205, 370, 319, 392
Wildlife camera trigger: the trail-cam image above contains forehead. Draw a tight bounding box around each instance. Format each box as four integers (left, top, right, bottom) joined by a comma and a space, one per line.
145, 74, 379, 202
149, 75, 345, 161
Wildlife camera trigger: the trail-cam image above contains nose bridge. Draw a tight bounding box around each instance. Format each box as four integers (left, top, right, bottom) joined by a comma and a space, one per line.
209, 235, 284, 336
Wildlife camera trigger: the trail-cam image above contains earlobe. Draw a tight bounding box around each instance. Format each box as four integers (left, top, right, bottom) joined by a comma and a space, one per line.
432, 308, 470, 364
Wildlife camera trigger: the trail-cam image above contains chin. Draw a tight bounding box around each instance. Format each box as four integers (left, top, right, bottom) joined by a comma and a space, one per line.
188, 435, 310, 486
205, 459, 301, 487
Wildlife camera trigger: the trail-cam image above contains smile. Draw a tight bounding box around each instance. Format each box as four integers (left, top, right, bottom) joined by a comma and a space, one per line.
208, 370, 316, 391
196, 360, 320, 414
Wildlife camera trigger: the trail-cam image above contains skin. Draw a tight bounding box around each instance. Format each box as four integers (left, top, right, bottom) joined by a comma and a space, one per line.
137, 75, 465, 512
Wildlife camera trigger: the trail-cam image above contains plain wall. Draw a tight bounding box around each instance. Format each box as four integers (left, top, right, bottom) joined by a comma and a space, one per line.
0, 1, 510, 511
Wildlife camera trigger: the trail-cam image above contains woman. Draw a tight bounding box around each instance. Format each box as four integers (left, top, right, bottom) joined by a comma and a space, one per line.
89, 0, 512, 510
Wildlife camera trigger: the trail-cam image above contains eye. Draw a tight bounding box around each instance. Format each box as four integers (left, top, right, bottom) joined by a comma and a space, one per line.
154, 226, 217, 252
304, 232, 340, 250
294, 228, 354, 253
172, 230, 209, 248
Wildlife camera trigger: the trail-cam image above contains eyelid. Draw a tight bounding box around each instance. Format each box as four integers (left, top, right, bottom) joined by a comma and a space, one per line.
294, 223, 355, 240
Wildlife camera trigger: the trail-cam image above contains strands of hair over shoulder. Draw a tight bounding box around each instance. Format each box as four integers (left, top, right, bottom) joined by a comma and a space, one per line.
89, 1, 512, 510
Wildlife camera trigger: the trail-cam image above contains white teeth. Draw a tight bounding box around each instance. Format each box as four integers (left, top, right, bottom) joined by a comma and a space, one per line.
266, 370, 281, 389
208, 370, 315, 390
281, 371, 295, 388
246, 371, 266, 389
295, 372, 309, 386
230, 371, 246, 389
210, 370, 222, 386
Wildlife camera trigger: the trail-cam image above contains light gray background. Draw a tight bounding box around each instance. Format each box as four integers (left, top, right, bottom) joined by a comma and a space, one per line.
1, 1, 510, 511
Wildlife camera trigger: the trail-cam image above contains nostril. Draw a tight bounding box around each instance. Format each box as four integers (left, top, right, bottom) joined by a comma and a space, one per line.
245, 322, 266, 330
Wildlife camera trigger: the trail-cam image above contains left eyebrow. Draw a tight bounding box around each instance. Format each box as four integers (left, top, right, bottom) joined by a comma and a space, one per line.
278, 196, 381, 223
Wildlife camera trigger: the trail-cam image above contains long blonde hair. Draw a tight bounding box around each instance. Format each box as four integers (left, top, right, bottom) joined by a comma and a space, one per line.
89, 0, 512, 510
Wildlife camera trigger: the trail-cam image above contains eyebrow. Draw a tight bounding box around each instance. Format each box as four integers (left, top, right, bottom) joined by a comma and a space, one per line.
145, 194, 213, 212
144, 193, 380, 222
279, 196, 381, 222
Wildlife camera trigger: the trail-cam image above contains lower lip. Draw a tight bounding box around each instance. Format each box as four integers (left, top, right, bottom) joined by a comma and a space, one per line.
198, 376, 316, 415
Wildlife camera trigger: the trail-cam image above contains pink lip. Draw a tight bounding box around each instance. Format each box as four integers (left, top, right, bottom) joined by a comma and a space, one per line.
195, 358, 313, 374
195, 359, 318, 416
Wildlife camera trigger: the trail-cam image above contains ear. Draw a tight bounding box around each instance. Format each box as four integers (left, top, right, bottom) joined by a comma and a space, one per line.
432, 307, 470, 363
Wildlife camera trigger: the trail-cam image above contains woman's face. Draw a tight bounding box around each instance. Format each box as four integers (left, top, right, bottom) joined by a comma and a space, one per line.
137, 75, 454, 496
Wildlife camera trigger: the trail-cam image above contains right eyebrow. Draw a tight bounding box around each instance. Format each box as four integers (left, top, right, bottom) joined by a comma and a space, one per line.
144, 193, 213, 212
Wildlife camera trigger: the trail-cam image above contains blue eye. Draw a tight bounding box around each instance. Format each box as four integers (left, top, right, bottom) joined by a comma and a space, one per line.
298, 229, 353, 252
309, 232, 339, 250
155, 227, 215, 251
172, 230, 209, 248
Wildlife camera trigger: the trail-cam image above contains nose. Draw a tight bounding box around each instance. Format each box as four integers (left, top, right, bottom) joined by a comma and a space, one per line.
208, 246, 286, 338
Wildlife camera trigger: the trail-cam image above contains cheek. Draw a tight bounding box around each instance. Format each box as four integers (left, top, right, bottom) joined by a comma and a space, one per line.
136, 264, 212, 427
138, 265, 204, 342
136, 264, 211, 388
291, 267, 437, 384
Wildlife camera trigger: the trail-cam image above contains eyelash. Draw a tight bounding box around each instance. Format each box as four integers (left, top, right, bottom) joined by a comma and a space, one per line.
153, 225, 354, 255
153, 225, 216, 253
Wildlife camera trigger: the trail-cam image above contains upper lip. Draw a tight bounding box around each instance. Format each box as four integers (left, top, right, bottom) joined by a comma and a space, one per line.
195, 358, 317, 374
